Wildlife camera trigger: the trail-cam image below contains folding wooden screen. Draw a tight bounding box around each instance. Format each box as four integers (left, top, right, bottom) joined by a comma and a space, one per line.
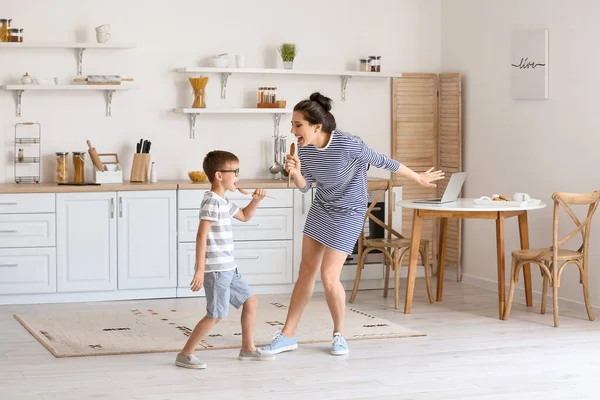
391, 73, 463, 279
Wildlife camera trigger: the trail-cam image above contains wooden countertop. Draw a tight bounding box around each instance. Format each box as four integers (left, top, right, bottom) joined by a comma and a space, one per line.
0, 178, 394, 194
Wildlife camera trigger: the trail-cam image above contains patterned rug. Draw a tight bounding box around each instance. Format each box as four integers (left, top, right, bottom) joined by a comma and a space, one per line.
14, 295, 425, 358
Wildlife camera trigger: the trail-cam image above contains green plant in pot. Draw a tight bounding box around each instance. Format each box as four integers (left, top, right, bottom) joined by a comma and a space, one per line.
278, 43, 297, 69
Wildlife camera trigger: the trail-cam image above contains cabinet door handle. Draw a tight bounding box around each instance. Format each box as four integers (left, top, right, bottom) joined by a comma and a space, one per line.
236, 256, 259, 260
119, 197, 123, 218
302, 193, 306, 214
0, 264, 18, 268
0, 202, 17, 206
110, 198, 115, 219
233, 223, 259, 227
0, 229, 18, 233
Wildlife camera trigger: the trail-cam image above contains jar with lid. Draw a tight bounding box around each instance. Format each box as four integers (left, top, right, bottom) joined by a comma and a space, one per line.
359, 58, 369, 72
257, 87, 264, 104
0, 18, 11, 42
72, 152, 85, 183
370, 56, 381, 72
17, 148, 24, 163
56, 152, 69, 183
9, 28, 23, 43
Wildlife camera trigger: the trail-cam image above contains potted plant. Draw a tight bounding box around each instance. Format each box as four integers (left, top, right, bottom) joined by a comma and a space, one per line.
278, 43, 297, 69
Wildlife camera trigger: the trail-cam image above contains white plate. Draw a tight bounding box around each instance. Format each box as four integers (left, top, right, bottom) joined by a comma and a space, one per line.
474, 198, 541, 207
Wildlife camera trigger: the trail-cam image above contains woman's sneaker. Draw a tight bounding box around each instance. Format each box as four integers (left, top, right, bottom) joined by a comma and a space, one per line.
238, 348, 275, 361
175, 353, 207, 369
260, 331, 298, 355
331, 333, 349, 356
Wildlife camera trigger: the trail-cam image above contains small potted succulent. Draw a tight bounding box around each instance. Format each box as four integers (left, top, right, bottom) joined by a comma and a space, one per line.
278, 43, 297, 69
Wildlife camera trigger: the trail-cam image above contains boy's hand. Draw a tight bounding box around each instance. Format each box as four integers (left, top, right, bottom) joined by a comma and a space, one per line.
190, 271, 204, 292
252, 188, 267, 201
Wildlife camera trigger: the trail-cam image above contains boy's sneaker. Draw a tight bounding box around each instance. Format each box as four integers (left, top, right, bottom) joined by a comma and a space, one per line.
260, 331, 298, 355
238, 348, 275, 361
175, 353, 207, 369
331, 333, 349, 356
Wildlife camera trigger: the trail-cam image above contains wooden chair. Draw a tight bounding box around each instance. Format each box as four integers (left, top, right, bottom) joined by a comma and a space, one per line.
503, 190, 600, 327
349, 180, 434, 309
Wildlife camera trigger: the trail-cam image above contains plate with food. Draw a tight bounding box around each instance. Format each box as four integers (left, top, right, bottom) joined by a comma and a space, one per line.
474, 194, 541, 207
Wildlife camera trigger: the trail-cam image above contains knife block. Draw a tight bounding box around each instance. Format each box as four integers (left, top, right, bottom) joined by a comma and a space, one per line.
130, 153, 150, 182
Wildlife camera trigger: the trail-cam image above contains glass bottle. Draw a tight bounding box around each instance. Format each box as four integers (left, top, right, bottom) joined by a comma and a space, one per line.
56, 152, 69, 183
371, 56, 381, 72
0, 19, 11, 42
73, 152, 85, 183
17, 148, 24, 163
359, 58, 369, 72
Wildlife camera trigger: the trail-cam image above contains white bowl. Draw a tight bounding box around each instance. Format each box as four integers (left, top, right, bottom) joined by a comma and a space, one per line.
211, 56, 229, 68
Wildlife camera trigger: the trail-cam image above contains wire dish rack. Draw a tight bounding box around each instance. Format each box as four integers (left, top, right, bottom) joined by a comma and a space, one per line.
14, 122, 41, 183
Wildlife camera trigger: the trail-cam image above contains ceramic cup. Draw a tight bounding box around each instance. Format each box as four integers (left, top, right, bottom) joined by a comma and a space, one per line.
96, 32, 111, 43
512, 192, 531, 202
235, 54, 246, 68
95, 24, 110, 33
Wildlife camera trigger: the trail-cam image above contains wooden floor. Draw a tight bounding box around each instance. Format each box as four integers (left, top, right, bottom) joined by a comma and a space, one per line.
2, 279, 600, 400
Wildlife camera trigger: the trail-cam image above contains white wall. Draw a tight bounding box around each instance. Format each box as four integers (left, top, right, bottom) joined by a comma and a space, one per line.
0, 0, 441, 183
442, 0, 600, 310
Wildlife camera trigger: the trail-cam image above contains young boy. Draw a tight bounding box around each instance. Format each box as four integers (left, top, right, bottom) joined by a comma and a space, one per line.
175, 150, 274, 369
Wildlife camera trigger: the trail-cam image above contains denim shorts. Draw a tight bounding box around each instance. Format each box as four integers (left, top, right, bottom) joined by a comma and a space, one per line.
204, 269, 252, 319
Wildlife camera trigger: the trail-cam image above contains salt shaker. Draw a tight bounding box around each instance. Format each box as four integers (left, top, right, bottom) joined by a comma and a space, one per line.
150, 162, 157, 183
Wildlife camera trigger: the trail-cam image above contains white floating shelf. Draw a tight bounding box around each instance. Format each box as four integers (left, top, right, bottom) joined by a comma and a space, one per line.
172, 108, 292, 139
176, 67, 402, 78
1, 85, 137, 117
0, 42, 136, 49
0, 42, 136, 75
3, 84, 135, 91
176, 67, 402, 101
174, 108, 292, 114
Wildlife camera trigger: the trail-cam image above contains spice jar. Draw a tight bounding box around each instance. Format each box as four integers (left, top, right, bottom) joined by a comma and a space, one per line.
73, 152, 85, 183
0, 19, 11, 42
359, 58, 369, 72
17, 148, 24, 163
9, 28, 23, 43
370, 56, 381, 72
56, 152, 69, 183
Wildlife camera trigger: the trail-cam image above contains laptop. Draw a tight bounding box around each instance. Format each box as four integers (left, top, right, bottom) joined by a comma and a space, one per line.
412, 172, 467, 204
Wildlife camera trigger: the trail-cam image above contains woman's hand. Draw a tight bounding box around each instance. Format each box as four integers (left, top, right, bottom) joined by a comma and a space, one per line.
416, 167, 445, 188
285, 153, 301, 178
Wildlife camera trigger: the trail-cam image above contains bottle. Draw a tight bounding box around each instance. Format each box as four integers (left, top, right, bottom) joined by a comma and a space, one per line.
150, 162, 157, 183
17, 148, 24, 163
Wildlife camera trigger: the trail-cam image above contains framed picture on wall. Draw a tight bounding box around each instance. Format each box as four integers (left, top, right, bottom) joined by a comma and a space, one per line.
510, 28, 549, 100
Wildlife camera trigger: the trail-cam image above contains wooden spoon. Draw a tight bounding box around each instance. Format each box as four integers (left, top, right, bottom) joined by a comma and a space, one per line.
237, 187, 276, 199
287, 143, 296, 188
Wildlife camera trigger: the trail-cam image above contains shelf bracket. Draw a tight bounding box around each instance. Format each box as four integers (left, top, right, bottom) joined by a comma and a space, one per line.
340, 75, 351, 101
15, 90, 23, 117
189, 114, 197, 139
105, 90, 115, 116
75, 48, 86, 76
273, 113, 282, 133
220, 72, 232, 99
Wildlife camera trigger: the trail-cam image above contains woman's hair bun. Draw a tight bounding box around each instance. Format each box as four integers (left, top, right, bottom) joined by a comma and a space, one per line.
309, 92, 333, 113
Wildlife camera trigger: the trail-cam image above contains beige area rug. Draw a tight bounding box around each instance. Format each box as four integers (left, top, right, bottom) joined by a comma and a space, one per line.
14, 295, 425, 358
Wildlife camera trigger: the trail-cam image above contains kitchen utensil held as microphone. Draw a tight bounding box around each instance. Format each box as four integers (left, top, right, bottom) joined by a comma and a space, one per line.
86, 140, 105, 171
237, 187, 276, 199
287, 143, 296, 188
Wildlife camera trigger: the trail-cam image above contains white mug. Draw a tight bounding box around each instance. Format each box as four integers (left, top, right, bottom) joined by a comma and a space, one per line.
512, 192, 531, 202
96, 32, 111, 43
95, 24, 110, 33
235, 54, 246, 68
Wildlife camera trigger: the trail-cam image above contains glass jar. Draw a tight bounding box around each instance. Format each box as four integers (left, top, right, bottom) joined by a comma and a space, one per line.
56, 152, 69, 183
359, 58, 369, 72
9, 28, 23, 43
0, 19, 11, 42
72, 152, 85, 183
370, 56, 381, 72
257, 87, 264, 104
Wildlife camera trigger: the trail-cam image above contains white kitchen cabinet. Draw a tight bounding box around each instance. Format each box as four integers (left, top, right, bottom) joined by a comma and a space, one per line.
117, 190, 177, 290
0, 247, 56, 294
292, 189, 313, 282
56, 192, 117, 292
0, 213, 55, 248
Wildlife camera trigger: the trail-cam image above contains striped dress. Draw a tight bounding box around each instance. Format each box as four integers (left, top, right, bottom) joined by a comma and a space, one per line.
296, 130, 400, 254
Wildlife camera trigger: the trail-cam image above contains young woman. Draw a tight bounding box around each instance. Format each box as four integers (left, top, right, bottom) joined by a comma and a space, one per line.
260, 92, 444, 356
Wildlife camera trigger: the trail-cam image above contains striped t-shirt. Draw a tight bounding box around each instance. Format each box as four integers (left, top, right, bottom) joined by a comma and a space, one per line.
199, 191, 240, 272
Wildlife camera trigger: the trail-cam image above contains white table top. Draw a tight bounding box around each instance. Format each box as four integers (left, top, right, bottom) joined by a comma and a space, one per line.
396, 198, 547, 212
